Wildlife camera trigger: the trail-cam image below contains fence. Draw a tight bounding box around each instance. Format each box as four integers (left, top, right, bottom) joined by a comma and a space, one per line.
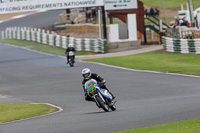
162, 36, 200, 54
166, 27, 200, 39
1, 27, 105, 53
145, 29, 160, 43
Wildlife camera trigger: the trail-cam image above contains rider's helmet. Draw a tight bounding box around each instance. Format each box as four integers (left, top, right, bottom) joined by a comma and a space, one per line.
68, 44, 73, 47
82, 68, 91, 80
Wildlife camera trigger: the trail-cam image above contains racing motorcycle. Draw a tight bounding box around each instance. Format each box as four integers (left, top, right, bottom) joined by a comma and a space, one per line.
68, 51, 75, 67
85, 79, 116, 112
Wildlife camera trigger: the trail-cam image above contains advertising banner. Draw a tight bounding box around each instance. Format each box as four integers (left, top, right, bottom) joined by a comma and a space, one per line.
105, 0, 138, 11
0, 0, 104, 14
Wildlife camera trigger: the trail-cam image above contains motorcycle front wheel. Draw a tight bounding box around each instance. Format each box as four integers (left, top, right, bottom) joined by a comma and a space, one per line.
109, 104, 116, 111
69, 57, 74, 67
95, 95, 109, 112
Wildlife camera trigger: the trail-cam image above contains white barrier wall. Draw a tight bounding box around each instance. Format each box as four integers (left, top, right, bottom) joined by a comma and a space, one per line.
109, 24, 119, 43
1, 27, 105, 53
163, 36, 200, 54
127, 14, 137, 41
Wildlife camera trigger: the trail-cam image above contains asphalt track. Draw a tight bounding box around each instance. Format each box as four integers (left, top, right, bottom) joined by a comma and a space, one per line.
0, 9, 64, 39
1, 43, 200, 133
1, 10, 200, 133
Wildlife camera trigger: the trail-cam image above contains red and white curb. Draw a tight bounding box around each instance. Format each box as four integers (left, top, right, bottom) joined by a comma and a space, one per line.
0, 11, 45, 24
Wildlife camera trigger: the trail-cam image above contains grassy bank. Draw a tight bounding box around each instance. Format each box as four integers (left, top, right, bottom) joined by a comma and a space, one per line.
85, 50, 200, 76
0, 103, 58, 123
85, 50, 200, 132
113, 118, 200, 133
140, 0, 200, 9
0, 39, 95, 56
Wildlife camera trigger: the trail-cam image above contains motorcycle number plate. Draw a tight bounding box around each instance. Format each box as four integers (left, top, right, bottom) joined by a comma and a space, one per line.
69, 51, 74, 56
87, 85, 96, 93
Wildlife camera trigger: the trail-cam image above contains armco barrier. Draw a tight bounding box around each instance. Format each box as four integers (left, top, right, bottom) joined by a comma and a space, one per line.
162, 36, 200, 54
1, 27, 105, 53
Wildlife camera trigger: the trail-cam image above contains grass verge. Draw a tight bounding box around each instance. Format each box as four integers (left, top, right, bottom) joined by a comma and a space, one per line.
140, 0, 200, 9
113, 118, 200, 133
0, 39, 95, 56
0, 103, 58, 123
85, 50, 200, 76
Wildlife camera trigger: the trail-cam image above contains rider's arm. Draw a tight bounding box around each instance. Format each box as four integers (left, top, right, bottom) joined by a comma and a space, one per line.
65, 48, 69, 55
73, 47, 76, 53
65, 49, 67, 54
92, 73, 104, 82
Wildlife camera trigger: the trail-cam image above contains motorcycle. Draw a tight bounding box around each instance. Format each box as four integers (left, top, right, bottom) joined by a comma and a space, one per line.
85, 79, 116, 112
68, 51, 75, 67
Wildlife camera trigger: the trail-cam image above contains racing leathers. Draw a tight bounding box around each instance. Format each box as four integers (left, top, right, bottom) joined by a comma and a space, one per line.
65, 47, 76, 63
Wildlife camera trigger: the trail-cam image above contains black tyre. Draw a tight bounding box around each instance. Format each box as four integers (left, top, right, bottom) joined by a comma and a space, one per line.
109, 104, 116, 111
95, 95, 109, 112
69, 57, 74, 67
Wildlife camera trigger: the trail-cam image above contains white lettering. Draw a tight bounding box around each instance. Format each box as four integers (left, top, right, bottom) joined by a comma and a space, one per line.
0, 0, 103, 14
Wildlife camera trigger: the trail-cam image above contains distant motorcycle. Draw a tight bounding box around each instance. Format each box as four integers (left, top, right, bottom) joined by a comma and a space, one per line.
68, 51, 75, 67
85, 79, 116, 112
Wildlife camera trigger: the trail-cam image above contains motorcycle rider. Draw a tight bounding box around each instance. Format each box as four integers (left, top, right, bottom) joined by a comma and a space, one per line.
82, 68, 115, 101
65, 44, 76, 64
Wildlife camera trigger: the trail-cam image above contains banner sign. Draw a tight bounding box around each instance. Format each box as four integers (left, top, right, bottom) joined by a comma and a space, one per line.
0, 0, 104, 14
105, 0, 138, 10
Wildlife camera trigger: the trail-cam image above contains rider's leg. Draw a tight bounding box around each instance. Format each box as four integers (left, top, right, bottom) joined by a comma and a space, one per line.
85, 93, 94, 101
67, 55, 69, 63
102, 85, 115, 99
73, 55, 75, 63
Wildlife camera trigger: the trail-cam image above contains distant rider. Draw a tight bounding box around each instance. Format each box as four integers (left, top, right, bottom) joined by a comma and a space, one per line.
81, 68, 115, 101
65, 44, 76, 64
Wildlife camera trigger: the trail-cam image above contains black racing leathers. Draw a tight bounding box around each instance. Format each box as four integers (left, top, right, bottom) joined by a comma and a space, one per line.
65, 47, 76, 62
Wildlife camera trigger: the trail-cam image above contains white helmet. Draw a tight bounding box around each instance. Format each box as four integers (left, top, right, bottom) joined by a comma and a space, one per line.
82, 68, 91, 80
68, 44, 73, 47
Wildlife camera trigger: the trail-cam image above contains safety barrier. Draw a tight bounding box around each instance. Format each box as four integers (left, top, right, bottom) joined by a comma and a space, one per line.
162, 36, 200, 54
1, 27, 105, 53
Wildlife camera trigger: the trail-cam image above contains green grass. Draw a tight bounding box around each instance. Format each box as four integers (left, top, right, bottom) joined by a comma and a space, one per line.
0, 39, 95, 56
85, 50, 200, 76
113, 118, 200, 133
0, 103, 58, 123
140, 0, 200, 9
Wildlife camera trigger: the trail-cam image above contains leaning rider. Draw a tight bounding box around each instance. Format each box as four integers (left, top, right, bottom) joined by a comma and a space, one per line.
81, 68, 115, 101
65, 44, 76, 64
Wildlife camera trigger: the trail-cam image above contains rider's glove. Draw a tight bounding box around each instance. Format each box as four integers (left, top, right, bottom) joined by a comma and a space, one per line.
101, 79, 106, 84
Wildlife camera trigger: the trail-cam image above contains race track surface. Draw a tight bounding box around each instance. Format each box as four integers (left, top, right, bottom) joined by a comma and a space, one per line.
0, 43, 200, 133
0, 9, 64, 38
